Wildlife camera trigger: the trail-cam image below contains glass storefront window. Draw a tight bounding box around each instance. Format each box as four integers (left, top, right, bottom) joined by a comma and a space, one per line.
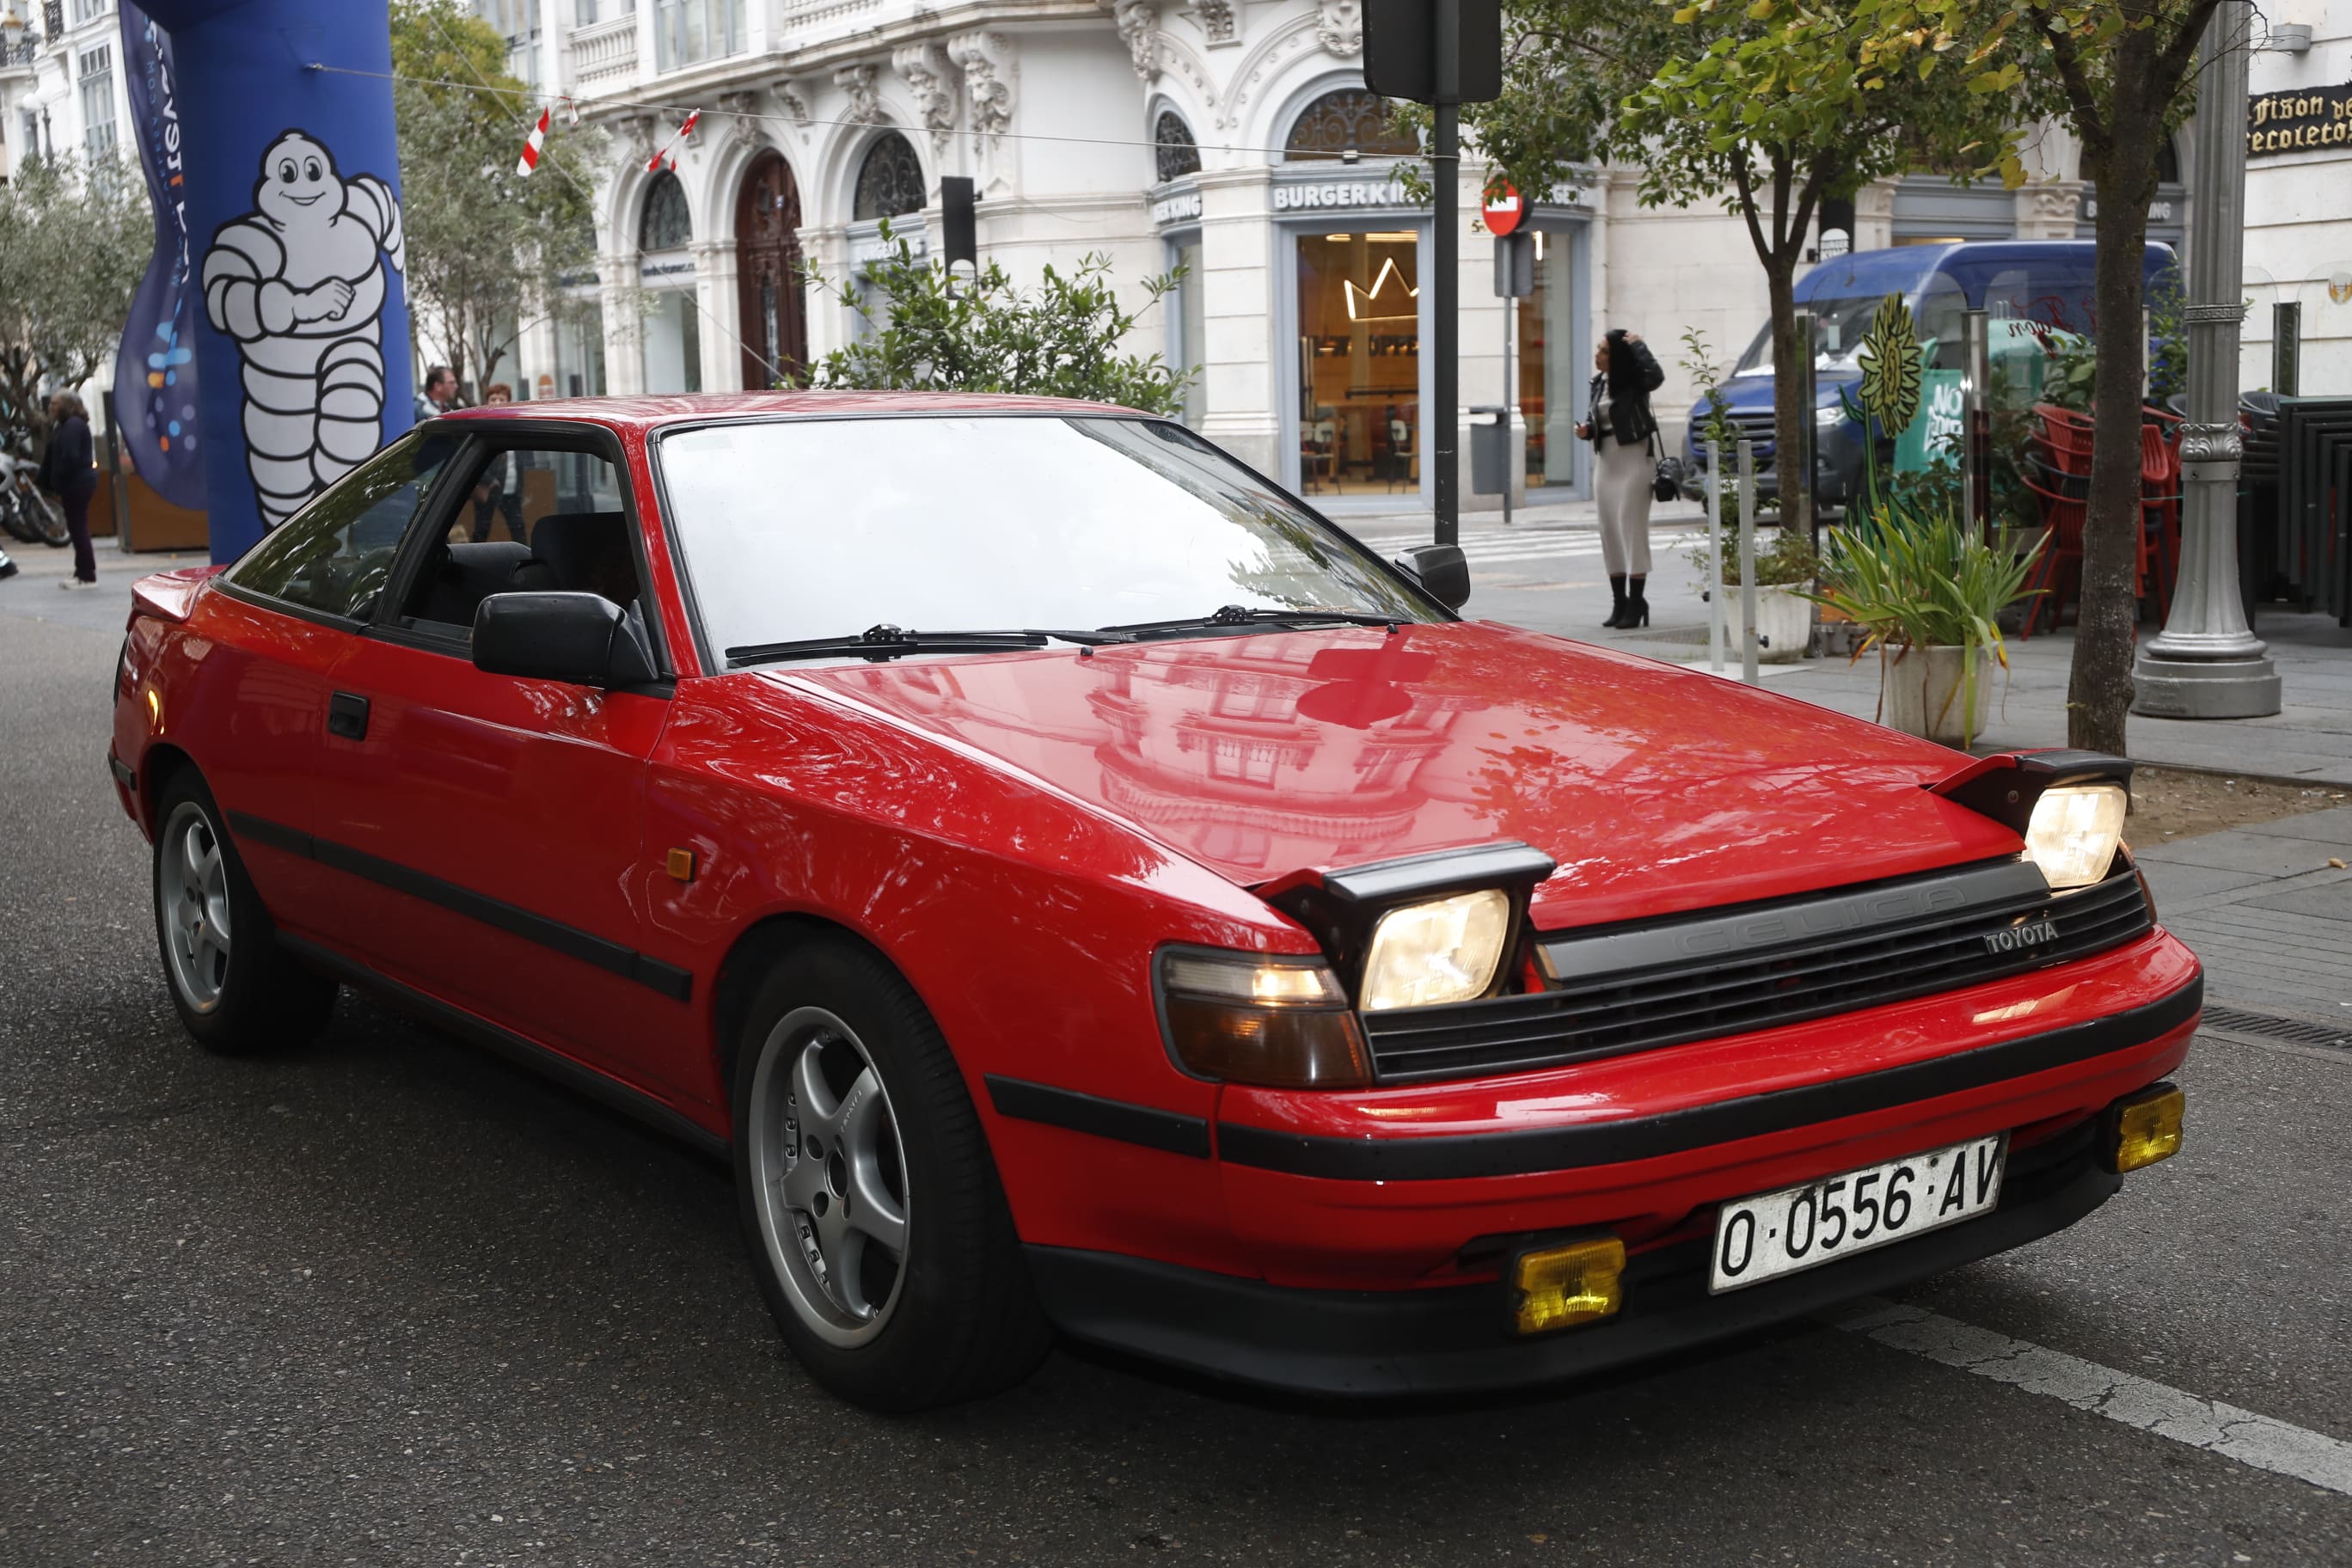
642, 291, 701, 394
1173, 238, 1205, 430
554, 300, 607, 401
1520, 229, 1578, 489
1295, 231, 1419, 496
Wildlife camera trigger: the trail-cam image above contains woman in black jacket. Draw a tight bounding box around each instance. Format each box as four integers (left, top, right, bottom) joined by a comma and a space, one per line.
1575, 328, 1666, 628
40, 392, 101, 590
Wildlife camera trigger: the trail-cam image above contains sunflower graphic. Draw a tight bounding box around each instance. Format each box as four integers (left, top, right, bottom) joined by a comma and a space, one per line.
1857, 292, 1924, 434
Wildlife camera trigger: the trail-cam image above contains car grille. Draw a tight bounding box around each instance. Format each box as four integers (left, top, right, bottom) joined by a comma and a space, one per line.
1362, 859, 2155, 1086
1691, 412, 1779, 469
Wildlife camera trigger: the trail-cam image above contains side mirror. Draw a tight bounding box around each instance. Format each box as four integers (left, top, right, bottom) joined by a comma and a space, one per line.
472, 591, 657, 687
1393, 544, 1470, 611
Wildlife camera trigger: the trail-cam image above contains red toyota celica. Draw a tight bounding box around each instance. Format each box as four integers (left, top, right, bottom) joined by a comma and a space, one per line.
109, 393, 2196, 1411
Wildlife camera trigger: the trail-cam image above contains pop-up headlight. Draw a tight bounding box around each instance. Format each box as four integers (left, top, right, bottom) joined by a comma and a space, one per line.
1360, 889, 1511, 1011
2024, 782, 2128, 889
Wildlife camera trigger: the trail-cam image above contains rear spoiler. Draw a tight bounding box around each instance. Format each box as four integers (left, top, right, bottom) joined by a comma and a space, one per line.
129, 564, 226, 624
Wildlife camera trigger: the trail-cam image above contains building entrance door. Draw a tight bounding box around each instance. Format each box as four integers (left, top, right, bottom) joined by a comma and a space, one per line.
1295, 231, 1420, 497
734, 150, 806, 389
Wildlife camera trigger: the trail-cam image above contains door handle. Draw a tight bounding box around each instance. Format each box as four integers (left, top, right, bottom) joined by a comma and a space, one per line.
327, 691, 370, 740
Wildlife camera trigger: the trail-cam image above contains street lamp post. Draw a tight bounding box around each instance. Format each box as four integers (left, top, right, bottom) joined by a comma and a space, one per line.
2132, 0, 2282, 719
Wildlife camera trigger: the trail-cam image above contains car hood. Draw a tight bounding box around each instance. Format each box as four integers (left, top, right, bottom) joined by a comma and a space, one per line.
771, 621, 2020, 933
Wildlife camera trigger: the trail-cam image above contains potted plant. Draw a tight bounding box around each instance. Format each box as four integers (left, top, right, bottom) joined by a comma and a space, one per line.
1802, 294, 2042, 748
1804, 505, 2041, 748
1687, 520, 1819, 663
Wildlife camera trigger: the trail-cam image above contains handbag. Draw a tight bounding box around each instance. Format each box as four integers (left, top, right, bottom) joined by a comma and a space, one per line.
1649, 432, 1683, 504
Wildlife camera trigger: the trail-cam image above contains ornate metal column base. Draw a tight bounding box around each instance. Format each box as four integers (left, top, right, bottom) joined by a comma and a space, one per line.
2131, 653, 2283, 718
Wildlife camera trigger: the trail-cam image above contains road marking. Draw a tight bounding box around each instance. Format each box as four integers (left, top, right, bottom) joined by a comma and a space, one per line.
1833, 1298, 2352, 1497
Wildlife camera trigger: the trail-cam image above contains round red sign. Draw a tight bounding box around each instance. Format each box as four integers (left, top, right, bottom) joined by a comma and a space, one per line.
1483, 184, 1528, 237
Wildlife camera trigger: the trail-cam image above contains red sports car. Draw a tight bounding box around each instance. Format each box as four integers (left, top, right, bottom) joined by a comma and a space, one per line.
110, 393, 2196, 1411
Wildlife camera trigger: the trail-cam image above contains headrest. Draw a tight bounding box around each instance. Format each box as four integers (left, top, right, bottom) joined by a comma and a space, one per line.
527, 511, 635, 603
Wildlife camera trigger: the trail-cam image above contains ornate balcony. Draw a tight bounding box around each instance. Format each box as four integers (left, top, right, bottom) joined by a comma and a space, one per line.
568, 13, 639, 93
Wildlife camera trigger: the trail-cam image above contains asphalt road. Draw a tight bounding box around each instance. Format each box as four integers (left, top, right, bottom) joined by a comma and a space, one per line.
3, 560, 2349, 1566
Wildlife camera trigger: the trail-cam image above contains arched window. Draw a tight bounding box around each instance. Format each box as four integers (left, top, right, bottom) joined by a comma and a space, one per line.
2154, 138, 2182, 186
639, 170, 691, 251
1283, 89, 1417, 162
1154, 110, 1201, 184
853, 133, 926, 221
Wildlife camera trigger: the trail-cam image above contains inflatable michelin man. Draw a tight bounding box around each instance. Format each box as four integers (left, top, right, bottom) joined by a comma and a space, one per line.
202, 131, 405, 528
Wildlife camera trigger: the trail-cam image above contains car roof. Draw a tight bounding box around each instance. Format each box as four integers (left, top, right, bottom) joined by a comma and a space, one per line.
432, 389, 1148, 434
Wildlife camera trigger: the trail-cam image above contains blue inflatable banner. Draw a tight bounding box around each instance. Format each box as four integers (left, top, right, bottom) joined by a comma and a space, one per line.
141, 0, 412, 561
110, 3, 207, 512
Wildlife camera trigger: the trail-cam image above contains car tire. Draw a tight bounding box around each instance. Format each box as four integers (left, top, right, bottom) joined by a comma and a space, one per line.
151, 773, 337, 1054
732, 936, 1051, 1412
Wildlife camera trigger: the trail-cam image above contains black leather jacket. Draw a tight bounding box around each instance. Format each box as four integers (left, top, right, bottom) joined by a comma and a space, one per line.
1583, 335, 1666, 449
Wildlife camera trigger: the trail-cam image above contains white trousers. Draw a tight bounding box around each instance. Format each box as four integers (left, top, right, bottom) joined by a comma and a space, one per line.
1595, 437, 1656, 578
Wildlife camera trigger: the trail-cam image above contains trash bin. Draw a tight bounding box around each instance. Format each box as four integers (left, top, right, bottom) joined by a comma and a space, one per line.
1469, 405, 1510, 496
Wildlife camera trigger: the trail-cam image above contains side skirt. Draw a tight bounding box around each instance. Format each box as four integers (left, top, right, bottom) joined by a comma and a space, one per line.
278, 930, 730, 1163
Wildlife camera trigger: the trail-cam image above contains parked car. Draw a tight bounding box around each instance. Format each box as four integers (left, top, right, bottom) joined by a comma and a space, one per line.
1684, 240, 2180, 508
111, 393, 2199, 1411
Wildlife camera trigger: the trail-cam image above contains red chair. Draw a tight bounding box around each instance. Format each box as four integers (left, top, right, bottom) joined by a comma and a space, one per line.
2139, 420, 2181, 621
2034, 403, 2096, 478
2018, 455, 2088, 640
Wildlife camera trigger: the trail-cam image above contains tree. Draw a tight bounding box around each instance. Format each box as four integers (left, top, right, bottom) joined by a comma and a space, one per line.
803, 228, 1193, 414
389, 0, 603, 397
1619, 3, 2042, 537
1865, 0, 2221, 755
0, 154, 153, 456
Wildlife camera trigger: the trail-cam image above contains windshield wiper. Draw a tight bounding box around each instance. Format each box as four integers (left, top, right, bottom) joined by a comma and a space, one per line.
1101, 604, 1406, 639
727, 623, 1049, 668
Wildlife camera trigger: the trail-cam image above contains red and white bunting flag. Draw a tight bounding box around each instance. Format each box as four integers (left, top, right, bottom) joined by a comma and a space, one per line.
515, 106, 550, 176
560, 95, 580, 128
646, 109, 701, 173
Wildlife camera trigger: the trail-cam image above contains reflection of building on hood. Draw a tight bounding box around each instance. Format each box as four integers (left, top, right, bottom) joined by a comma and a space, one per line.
201, 130, 406, 527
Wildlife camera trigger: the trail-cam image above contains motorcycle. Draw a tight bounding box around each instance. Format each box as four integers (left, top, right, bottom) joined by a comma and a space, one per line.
0, 450, 70, 548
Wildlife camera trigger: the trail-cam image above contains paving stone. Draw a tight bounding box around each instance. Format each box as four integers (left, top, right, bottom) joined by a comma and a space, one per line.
2131, 832, 2352, 877
2239, 880, 2352, 922
2239, 805, 2352, 846
2137, 861, 2275, 908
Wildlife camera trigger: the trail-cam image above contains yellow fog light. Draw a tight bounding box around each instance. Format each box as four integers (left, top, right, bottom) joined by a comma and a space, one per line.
1510, 1236, 1626, 1336
2108, 1082, 2185, 1173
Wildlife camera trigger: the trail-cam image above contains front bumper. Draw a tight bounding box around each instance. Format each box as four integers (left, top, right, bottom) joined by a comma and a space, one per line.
1028, 1111, 2121, 1396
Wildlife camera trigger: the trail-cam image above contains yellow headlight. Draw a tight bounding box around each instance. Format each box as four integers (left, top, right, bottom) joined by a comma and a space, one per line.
1360, 889, 1511, 1011
2024, 783, 2128, 889
2110, 1083, 2184, 1173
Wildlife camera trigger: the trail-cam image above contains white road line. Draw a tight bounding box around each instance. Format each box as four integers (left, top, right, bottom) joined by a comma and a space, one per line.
1833, 1298, 2352, 1497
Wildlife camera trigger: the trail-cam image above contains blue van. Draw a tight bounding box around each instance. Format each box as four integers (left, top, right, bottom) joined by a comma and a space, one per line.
1683, 240, 2178, 506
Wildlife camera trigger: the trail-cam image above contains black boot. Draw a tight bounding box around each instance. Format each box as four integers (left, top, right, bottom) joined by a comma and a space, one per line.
1603, 575, 1628, 628
1624, 577, 1650, 628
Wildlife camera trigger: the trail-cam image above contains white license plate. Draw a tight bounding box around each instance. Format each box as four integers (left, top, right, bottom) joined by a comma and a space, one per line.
1708, 1133, 2007, 1294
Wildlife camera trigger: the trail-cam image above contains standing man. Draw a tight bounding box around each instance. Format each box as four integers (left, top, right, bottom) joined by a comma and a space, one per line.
40, 394, 102, 591
413, 364, 456, 423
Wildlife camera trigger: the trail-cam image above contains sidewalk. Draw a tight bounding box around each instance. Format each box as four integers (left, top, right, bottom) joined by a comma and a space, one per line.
2138, 808, 2352, 1030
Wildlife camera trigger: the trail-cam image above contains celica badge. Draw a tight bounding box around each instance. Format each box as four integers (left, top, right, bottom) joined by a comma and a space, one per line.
1984, 917, 2059, 956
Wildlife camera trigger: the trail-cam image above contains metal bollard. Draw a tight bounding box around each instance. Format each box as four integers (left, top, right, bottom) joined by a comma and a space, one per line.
1738, 438, 1759, 684
1706, 438, 1725, 673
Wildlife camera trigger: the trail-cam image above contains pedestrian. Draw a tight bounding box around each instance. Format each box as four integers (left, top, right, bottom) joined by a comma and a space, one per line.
414, 364, 456, 423
1577, 328, 1666, 628
467, 383, 522, 542
38, 392, 101, 591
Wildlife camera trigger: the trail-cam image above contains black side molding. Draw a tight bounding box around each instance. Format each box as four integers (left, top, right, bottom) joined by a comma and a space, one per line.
225, 811, 694, 1002
984, 1075, 1211, 1160
1217, 977, 2202, 1182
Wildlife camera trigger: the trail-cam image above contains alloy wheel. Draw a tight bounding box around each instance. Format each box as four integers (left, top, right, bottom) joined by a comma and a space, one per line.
159, 802, 232, 1013
745, 1006, 910, 1347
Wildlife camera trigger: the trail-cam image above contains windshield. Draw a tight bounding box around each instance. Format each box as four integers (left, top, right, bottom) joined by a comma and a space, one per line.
658, 415, 1442, 660
1730, 295, 1909, 377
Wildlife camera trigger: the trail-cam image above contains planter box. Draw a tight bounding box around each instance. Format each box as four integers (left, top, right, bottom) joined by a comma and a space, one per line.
1755, 585, 1812, 664
1879, 645, 1994, 747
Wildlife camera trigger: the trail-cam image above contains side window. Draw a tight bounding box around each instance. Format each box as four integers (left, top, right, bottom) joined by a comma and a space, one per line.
398, 444, 640, 646
230, 437, 456, 620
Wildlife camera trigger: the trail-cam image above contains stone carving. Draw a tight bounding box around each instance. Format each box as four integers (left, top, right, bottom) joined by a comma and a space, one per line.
1194, 0, 1235, 44
773, 80, 812, 129
1316, 0, 1361, 56
892, 41, 960, 152
833, 63, 886, 126
1112, 0, 1161, 81
951, 32, 1017, 144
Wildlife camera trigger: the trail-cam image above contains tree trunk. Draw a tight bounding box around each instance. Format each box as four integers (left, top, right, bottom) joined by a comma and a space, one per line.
2067, 102, 2164, 755
1767, 256, 1804, 535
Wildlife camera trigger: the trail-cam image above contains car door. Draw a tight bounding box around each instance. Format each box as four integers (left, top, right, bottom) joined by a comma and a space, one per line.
304, 426, 692, 1097
202, 432, 463, 944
